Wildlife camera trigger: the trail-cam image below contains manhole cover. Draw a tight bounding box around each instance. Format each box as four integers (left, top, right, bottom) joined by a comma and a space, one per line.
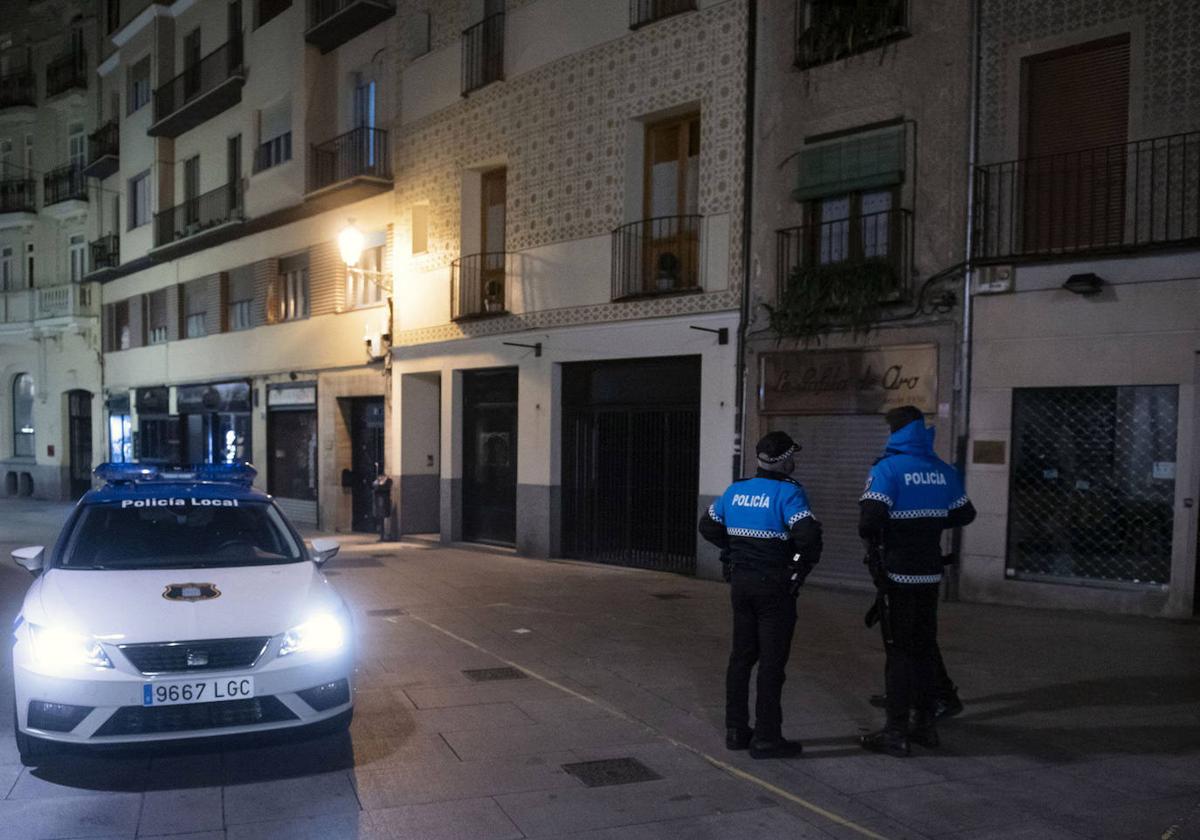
562, 757, 662, 788
366, 608, 407, 617
650, 592, 688, 600
462, 667, 527, 682
332, 556, 384, 568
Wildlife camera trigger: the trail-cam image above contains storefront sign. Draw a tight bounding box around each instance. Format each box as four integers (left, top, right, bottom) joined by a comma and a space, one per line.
268, 385, 316, 408
759, 345, 937, 415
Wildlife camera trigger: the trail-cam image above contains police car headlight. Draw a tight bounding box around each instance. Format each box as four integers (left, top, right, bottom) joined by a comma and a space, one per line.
279, 612, 346, 657
29, 624, 114, 670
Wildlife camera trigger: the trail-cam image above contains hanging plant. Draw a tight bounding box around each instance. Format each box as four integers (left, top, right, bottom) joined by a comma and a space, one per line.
764, 258, 902, 345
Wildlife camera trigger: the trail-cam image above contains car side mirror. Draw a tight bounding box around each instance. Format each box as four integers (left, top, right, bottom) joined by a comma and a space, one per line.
310, 538, 340, 566
12, 546, 44, 574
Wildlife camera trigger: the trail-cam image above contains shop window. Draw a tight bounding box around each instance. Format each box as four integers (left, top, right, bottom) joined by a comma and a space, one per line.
109, 413, 132, 462
12, 373, 33, 458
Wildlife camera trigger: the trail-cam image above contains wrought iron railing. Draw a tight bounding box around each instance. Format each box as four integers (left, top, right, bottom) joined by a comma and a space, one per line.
310, 0, 395, 28
612, 215, 702, 301
90, 234, 119, 272
462, 11, 504, 95
452, 252, 510, 320
0, 178, 36, 213
308, 127, 390, 192
46, 49, 87, 98
629, 0, 696, 28
795, 0, 909, 69
974, 131, 1200, 262
88, 121, 119, 164
775, 208, 911, 300
43, 164, 88, 206
154, 182, 243, 248
0, 68, 35, 109
153, 35, 244, 124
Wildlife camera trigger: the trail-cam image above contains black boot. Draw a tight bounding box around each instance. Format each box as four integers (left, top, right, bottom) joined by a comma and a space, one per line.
934, 689, 964, 721
909, 711, 940, 748
861, 713, 910, 757
725, 727, 753, 751
749, 736, 803, 759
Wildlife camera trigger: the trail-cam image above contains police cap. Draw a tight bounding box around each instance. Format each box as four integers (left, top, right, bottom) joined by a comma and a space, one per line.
756, 430, 800, 464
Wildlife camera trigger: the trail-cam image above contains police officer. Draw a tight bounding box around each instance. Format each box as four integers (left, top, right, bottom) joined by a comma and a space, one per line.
859, 406, 975, 756
699, 431, 823, 759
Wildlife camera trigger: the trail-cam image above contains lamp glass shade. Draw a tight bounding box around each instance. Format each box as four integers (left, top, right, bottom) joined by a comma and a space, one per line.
338, 224, 366, 267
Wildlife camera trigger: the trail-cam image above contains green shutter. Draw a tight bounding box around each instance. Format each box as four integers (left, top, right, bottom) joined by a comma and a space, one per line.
792, 125, 905, 201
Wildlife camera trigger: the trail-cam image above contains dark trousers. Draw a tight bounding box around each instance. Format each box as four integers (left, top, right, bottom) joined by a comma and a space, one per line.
726, 572, 797, 740
883, 583, 940, 721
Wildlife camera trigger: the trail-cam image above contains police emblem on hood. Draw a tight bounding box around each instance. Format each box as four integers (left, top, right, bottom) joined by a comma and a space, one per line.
163, 583, 221, 602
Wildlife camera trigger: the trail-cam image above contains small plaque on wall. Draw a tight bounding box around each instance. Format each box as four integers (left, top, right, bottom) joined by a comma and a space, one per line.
973, 440, 1006, 465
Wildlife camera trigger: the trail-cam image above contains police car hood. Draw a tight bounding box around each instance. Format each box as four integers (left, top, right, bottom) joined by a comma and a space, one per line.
29, 562, 339, 643
884, 420, 936, 457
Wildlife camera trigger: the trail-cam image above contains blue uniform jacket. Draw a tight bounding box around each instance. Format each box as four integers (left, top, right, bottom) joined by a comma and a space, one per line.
858, 420, 976, 583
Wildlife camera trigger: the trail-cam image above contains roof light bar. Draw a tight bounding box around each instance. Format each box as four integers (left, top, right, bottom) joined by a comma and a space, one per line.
93, 463, 258, 487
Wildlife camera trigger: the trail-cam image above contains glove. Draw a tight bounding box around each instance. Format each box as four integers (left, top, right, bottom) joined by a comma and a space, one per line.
788, 554, 812, 596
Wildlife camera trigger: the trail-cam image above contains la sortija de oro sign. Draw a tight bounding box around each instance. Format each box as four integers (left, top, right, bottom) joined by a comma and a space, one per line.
759, 345, 937, 415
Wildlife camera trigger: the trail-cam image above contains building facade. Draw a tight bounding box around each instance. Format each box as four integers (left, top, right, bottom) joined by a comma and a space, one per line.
962, 0, 1200, 617
0, 0, 103, 501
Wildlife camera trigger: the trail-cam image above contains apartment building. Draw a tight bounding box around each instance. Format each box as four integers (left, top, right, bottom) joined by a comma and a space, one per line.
743, 0, 972, 589
962, 0, 1200, 618
96, 0, 399, 531
382, 0, 747, 571
0, 0, 102, 501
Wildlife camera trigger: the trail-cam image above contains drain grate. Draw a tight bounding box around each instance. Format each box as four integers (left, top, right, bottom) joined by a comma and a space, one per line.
331, 556, 384, 569
366, 608, 407, 617
650, 592, 689, 600
462, 667, 527, 682
562, 757, 662, 788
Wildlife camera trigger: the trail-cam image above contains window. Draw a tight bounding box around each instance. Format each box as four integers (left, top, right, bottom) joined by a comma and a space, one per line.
128, 56, 151, 114
146, 289, 169, 344
277, 253, 308, 321
182, 279, 207, 338
411, 204, 429, 254
346, 241, 385, 308
645, 113, 700, 220
107, 0, 120, 35
69, 234, 85, 282
68, 122, 85, 170
105, 299, 132, 350
255, 98, 292, 172
23, 134, 32, 171
129, 170, 151, 229
0, 247, 12, 291
255, 0, 290, 28
109, 412, 132, 462
226, 266, 254, 331
12, 373, 34, 458
24, 242, 33, 288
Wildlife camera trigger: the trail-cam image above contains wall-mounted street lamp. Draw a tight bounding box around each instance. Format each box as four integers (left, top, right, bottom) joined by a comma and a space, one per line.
338, 219, 366, 267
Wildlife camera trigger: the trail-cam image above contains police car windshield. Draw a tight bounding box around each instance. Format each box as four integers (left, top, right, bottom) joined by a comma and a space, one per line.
59, 499, 303, 570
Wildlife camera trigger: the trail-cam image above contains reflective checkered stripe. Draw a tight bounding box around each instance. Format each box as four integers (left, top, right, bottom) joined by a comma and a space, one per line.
707, 504, 723, 524
888, 572, 943, 584
949, 495, 970, 510
889, 508, 949, 519
787, 510, 812, 527
861, 491, 893, 506
727, 527, 790, 540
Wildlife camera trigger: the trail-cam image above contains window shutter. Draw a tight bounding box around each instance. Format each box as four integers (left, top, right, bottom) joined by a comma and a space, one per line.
260, 98, 291, 143
1023, 34, 1129, 158
793, 125, 905, 202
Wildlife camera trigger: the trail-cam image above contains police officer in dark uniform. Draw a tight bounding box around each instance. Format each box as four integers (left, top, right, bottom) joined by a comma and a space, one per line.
859, 406, 975, 756
699, 431, 823, 759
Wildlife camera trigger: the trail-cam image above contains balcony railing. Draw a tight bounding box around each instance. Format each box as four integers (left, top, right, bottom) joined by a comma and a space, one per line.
775, 208, 912, 301
308, 127, 390, 193
43, 164, 88, 206
974, 131, 1200, 263
37, 283, 96, 320
452, 252, 510, 320
149, 35, 245, 138
84, 121, 120, 179
154, 182, 244, 249
46, 50, 87, 98
795, 0, 910, 70
612, 215, 702, 301
306, 0, 396, 53
462, 11, 504, 95
0, 68, 35, 109
0, 178, 36, 214
629, 0, 696, 29
90, 234, 120, 273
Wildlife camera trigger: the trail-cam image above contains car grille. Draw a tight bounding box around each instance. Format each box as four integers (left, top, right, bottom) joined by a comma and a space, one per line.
93, 696, 297, 737
118, 637, 271, 674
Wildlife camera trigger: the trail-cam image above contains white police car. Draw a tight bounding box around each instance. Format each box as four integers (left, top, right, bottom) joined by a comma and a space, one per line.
9, 463, 354, 765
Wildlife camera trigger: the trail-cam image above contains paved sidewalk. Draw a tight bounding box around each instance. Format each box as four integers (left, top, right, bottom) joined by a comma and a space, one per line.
0, 498, 1198, 838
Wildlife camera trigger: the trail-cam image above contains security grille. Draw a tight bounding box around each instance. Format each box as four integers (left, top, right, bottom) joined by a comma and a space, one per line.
1008, 386, 1178, 586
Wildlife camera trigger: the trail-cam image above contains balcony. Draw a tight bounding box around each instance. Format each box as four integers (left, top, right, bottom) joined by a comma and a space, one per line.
36, 282, 97, 321
153, 182, 244, 251
305, 0, 396, 54
974, 132, 1200, 264
0, 177, 37, 228
149, 35, 245, 138
83, 121, 119, 180
462, 11, 504, 96
45, 50, 87, 100
452, 252, 511, 320
89, 234, 120, 274
611, 215, 702, 301
307, 127, 391, 197
43, 164, 88, 219
795, 0, 910, 70
629, 0, 696, 29
0, 68, 35, 112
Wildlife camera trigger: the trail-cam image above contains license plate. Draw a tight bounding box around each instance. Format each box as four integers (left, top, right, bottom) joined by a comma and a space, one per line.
142, 677, 255, 707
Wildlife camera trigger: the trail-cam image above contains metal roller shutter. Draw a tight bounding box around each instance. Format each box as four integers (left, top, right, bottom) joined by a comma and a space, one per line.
275, 497, 318, 530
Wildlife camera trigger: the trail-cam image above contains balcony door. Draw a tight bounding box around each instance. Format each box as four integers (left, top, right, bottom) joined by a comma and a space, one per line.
479, 168, 506, 309
183, 155, 199, 226
353, 75, 377, 168
643, 113, 700, 293
1020, 34, 1130, 254
183, 29, 202, 100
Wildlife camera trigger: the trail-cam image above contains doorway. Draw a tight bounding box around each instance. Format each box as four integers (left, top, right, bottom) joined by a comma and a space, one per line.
462, 369, 517, 545
67, 390, 92, 499
349, 397, 385, 533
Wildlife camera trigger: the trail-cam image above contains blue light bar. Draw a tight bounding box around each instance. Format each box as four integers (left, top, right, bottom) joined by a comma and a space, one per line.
93, 462, 258, 486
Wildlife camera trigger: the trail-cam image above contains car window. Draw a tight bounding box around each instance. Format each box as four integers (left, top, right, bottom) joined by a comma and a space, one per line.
58, 500, 304, 570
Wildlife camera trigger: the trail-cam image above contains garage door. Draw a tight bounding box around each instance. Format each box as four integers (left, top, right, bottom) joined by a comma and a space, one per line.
768, 415, 888, 590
